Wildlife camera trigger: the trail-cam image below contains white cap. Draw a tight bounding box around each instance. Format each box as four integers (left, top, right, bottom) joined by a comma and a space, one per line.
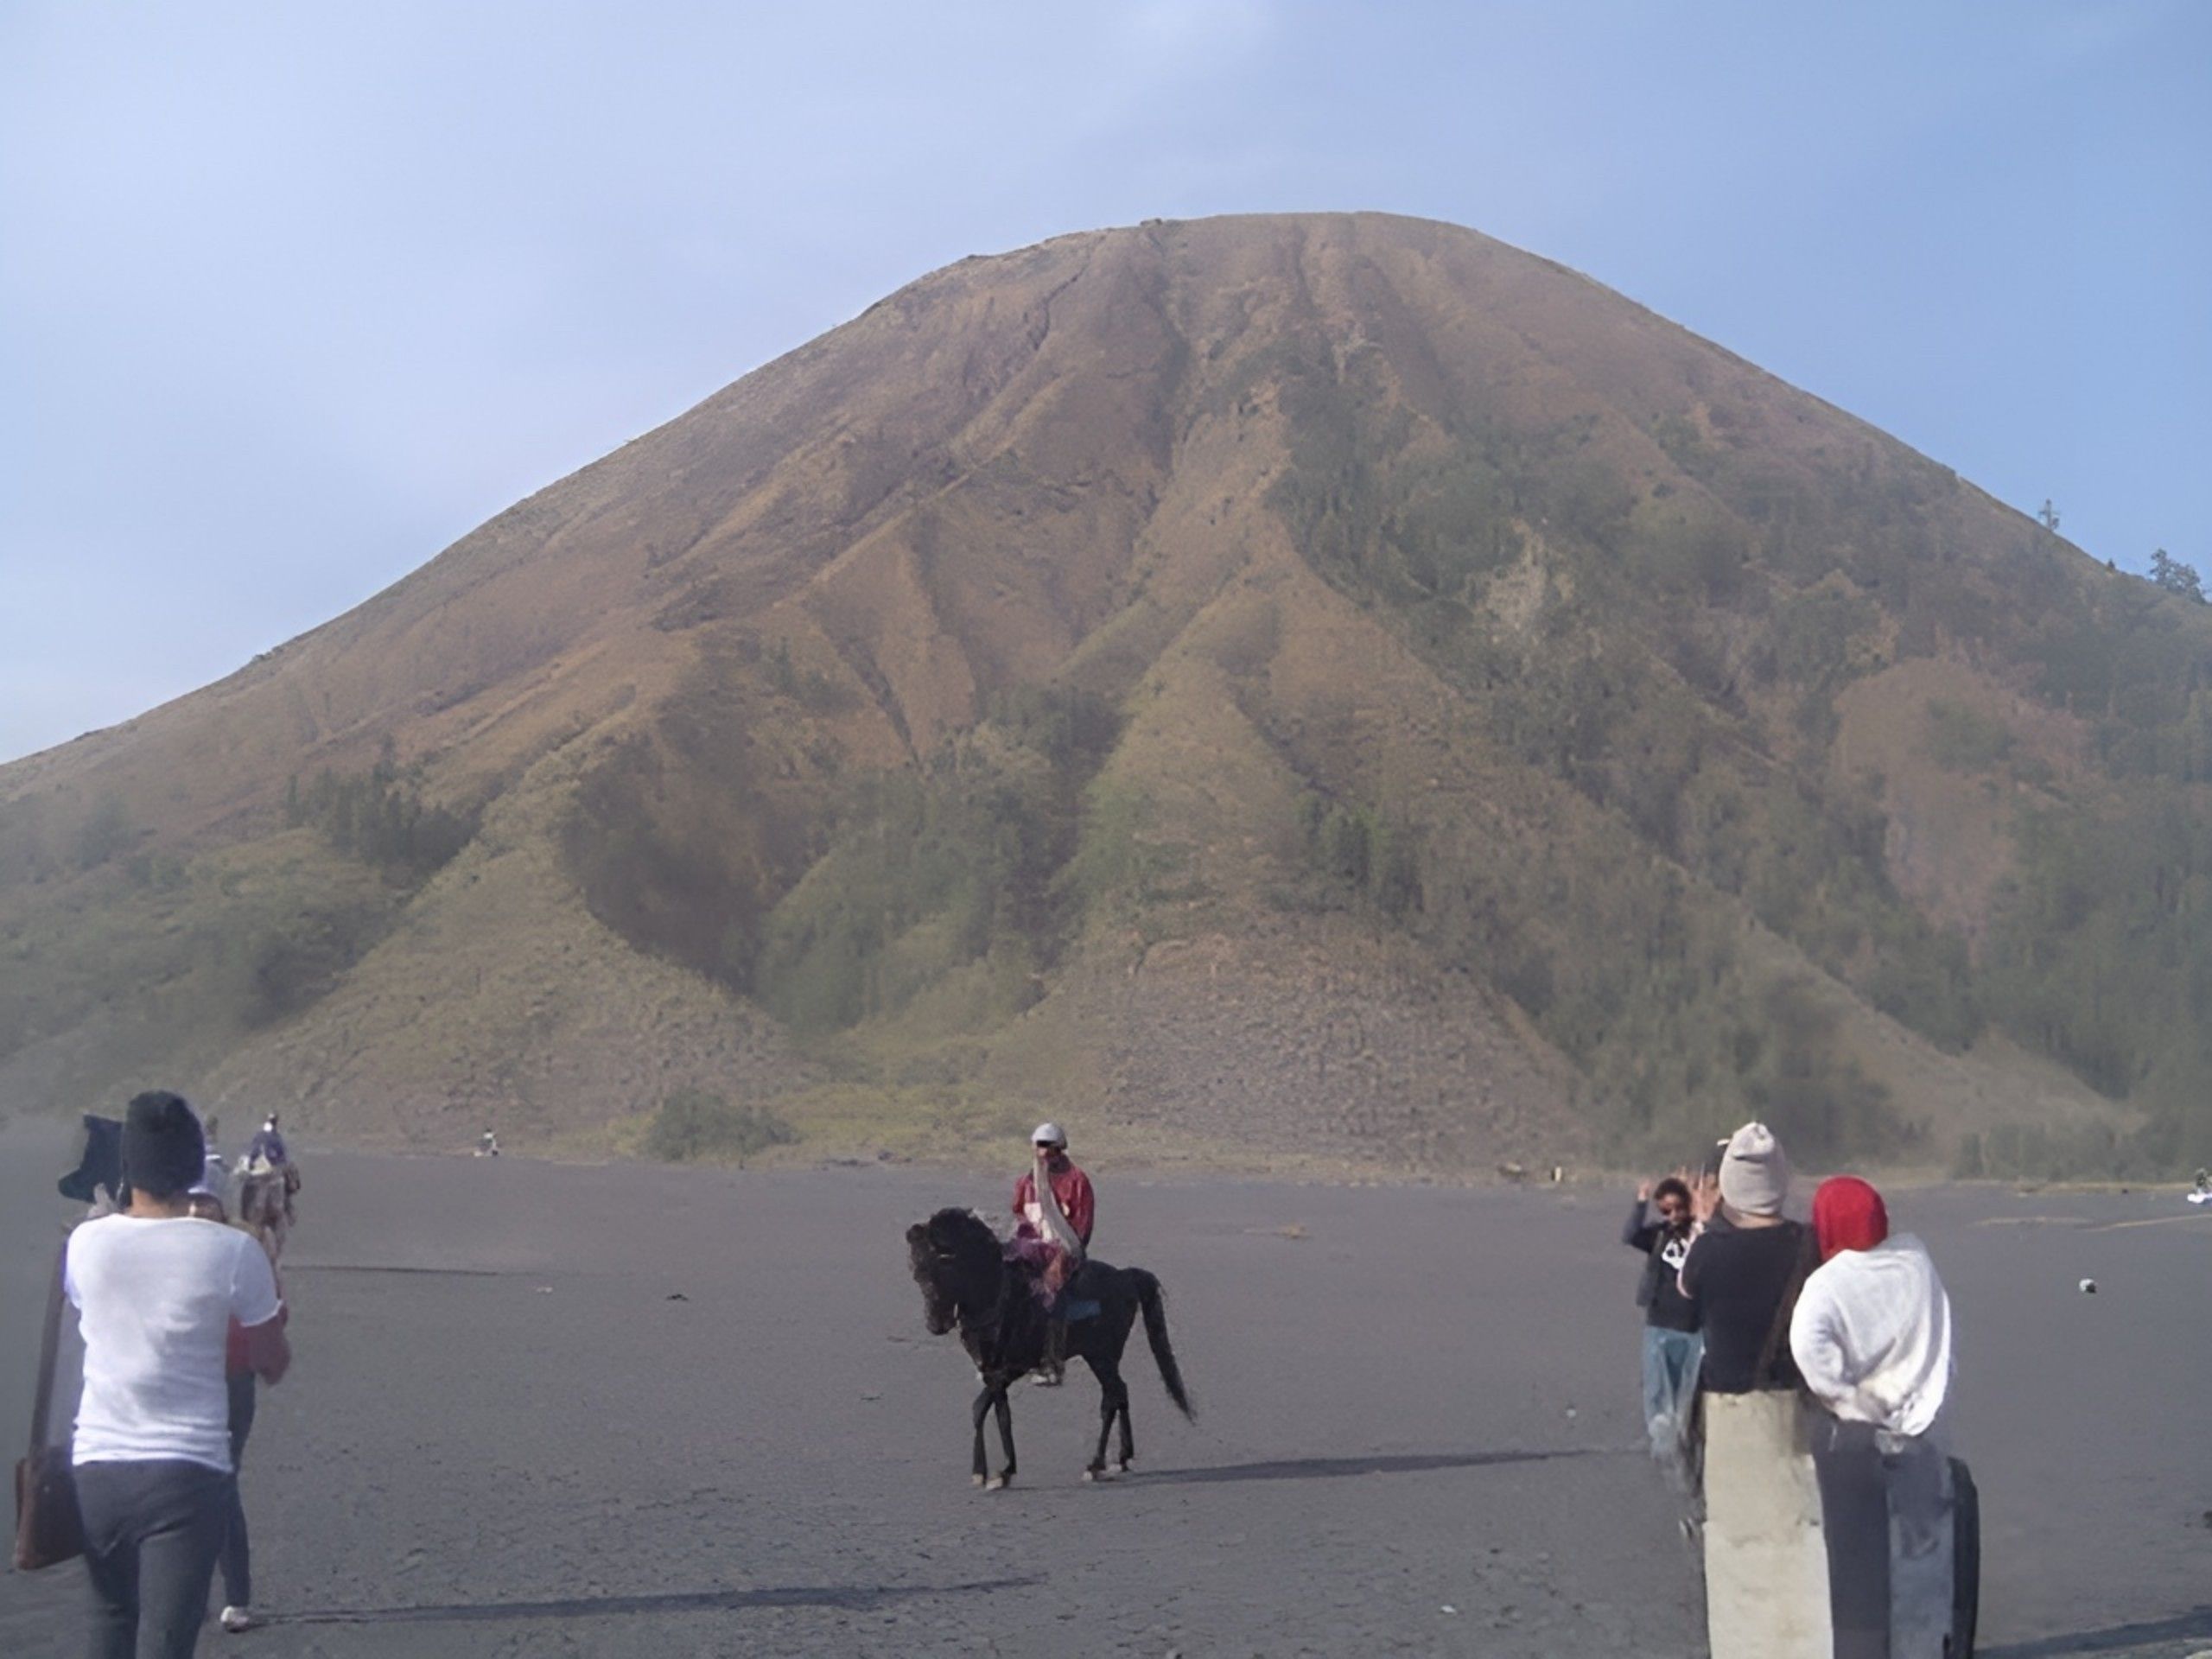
1031, 1122, 1067, 1148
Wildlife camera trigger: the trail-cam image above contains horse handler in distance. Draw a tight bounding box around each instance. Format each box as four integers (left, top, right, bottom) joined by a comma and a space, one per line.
1009, 1123, 1095, 1383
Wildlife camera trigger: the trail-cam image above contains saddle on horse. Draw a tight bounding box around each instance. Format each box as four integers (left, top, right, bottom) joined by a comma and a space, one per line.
1001, 1245, 1099, 1382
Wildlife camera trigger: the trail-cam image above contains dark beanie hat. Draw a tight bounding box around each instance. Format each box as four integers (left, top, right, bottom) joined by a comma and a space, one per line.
122, 1090, 205, 1198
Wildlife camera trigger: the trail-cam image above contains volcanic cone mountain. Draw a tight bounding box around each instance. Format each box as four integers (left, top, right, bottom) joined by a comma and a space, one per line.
5, 213, 2206, 1174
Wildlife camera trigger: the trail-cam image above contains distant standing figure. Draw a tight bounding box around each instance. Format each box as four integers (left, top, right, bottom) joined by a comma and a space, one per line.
1679, 1122, 1827, 1658
1623, 1174, 1702, 1483
67, 1091, 291, 1659
477, 1128, 500, 1158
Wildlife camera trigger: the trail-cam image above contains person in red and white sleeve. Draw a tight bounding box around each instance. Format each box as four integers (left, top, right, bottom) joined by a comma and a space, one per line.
1008, 1123, 1094, 1382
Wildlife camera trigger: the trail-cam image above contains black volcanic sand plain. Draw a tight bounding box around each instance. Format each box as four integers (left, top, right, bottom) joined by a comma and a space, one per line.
3, 1126, 2209, 1657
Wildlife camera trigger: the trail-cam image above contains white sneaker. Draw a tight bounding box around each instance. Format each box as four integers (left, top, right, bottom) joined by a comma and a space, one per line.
219, 1606, 257, 1633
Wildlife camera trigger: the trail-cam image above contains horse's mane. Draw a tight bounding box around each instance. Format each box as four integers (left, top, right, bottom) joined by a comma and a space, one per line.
908, 1207, 1003, 1283
921, 1207, 998, 1255
925, 1206, 991, 1236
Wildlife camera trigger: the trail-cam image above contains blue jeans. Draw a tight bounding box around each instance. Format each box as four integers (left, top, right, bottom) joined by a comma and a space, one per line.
1640, 1325, 1703, 1472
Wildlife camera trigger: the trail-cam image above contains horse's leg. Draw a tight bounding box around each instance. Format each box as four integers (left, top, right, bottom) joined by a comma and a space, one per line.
1083, 1356, 1118, 1479
1116, 1374, 1135, 1471
988, 1387, 1016, 1490
970, 1383, 995, 1486
1107, 1300, 1140, 1471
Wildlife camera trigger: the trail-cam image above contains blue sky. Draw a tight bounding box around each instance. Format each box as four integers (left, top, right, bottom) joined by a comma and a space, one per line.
3, 1, 2205, 763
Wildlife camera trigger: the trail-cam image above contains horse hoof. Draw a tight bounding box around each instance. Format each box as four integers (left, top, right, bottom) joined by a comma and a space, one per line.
1116, 1459, 1133, 1474
985, 1475, 1010, 1491
1083, 1467, 1103, 1483
972, 1474, 987, 1488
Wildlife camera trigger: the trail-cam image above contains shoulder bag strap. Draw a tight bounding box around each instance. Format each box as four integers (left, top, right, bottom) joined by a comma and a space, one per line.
1753, 1223, 1816, 1389
27, 1236, 70, 1457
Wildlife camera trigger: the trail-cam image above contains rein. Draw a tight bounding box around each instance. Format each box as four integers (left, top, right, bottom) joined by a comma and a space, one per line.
942, 1250, 1013, 1369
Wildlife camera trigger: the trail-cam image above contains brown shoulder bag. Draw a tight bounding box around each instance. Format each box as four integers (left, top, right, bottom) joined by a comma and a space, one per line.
1752, 1219, 1820, 1392
14, 1243, 84, 1570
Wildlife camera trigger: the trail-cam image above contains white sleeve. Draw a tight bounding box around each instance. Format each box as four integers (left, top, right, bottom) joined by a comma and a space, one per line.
62, 1229, 86, 1309
1789, 1270, 1858, 1408
229, 1235, 283, 1328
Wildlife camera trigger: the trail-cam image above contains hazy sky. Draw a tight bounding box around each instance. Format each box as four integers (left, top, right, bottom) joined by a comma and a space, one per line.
3, 1, 2205, 763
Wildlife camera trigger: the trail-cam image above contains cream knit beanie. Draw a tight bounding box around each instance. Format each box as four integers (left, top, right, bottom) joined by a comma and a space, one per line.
1719, 1121, 1789, 1217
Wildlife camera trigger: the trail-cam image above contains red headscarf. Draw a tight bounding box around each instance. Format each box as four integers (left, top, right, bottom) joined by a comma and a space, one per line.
1812, 1176, 1889, 1262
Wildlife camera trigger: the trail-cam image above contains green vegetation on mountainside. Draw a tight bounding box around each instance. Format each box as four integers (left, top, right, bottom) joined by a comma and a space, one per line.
753, 688, 1119, 1038
0, 739, 481, 1114
284, 741, 479, 881
643, 1085, 797, 1164
1250, 315, 2212, 1172
563, 676, 1124, 1066
0, 830, 417, 1106
561, 641, 820, 994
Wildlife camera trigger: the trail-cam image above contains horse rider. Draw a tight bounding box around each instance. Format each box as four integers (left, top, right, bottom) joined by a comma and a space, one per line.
1010, 1123, 1095, 1382
244, 1113, 289, 1168
241, 1112, 301, 1222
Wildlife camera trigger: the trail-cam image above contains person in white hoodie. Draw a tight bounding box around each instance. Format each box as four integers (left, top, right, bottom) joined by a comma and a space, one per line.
1789, 1176, 1958, 1658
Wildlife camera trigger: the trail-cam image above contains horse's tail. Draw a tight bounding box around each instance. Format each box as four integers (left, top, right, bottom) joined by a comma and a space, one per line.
1129, 1269, 1194, 1420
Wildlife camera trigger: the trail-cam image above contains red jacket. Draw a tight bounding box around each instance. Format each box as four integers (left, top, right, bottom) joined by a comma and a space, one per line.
1013, 1159, 1095, 1249
227, 1267, 287, 1377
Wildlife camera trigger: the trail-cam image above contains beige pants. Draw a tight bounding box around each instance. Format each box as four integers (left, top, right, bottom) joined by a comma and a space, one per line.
1703, 1390, 1834, 1658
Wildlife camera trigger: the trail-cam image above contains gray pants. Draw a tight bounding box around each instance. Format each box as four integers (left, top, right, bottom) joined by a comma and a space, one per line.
77, 1459, 232, 1659
1813, 1420, 1955, 1657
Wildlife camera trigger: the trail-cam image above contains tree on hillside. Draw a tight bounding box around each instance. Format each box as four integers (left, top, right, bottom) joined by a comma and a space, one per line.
73, 794, 134, 871
2150, 548, 2206, 603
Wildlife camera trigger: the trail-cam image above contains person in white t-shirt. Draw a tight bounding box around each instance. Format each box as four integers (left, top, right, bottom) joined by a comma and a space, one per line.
67, 1091, 290, 1659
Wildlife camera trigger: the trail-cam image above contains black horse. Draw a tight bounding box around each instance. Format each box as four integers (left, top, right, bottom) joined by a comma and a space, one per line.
906, 1207, 1193, 1488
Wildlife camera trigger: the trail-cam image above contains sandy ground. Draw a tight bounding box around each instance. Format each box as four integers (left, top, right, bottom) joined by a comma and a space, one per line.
3, 1124, 2209, 1657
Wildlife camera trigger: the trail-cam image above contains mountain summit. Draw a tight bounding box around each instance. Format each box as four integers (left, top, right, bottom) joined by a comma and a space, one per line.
5, 213, 2204, 1174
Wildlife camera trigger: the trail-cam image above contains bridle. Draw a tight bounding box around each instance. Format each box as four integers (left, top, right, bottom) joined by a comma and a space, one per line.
928, 1241, 1007, 1357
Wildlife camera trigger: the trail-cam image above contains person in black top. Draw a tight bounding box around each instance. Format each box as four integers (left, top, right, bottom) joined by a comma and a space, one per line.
1679, 1125, 1813, 1394
1624, 1174, 1703, 1478
1681, 1122, 1833, 1657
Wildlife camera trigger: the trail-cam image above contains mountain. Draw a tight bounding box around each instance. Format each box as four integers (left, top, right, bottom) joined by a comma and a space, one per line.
4, 213, 2206, 1177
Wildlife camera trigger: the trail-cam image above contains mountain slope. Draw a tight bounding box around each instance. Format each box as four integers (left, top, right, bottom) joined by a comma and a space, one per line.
3, 213, 2202, 1174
